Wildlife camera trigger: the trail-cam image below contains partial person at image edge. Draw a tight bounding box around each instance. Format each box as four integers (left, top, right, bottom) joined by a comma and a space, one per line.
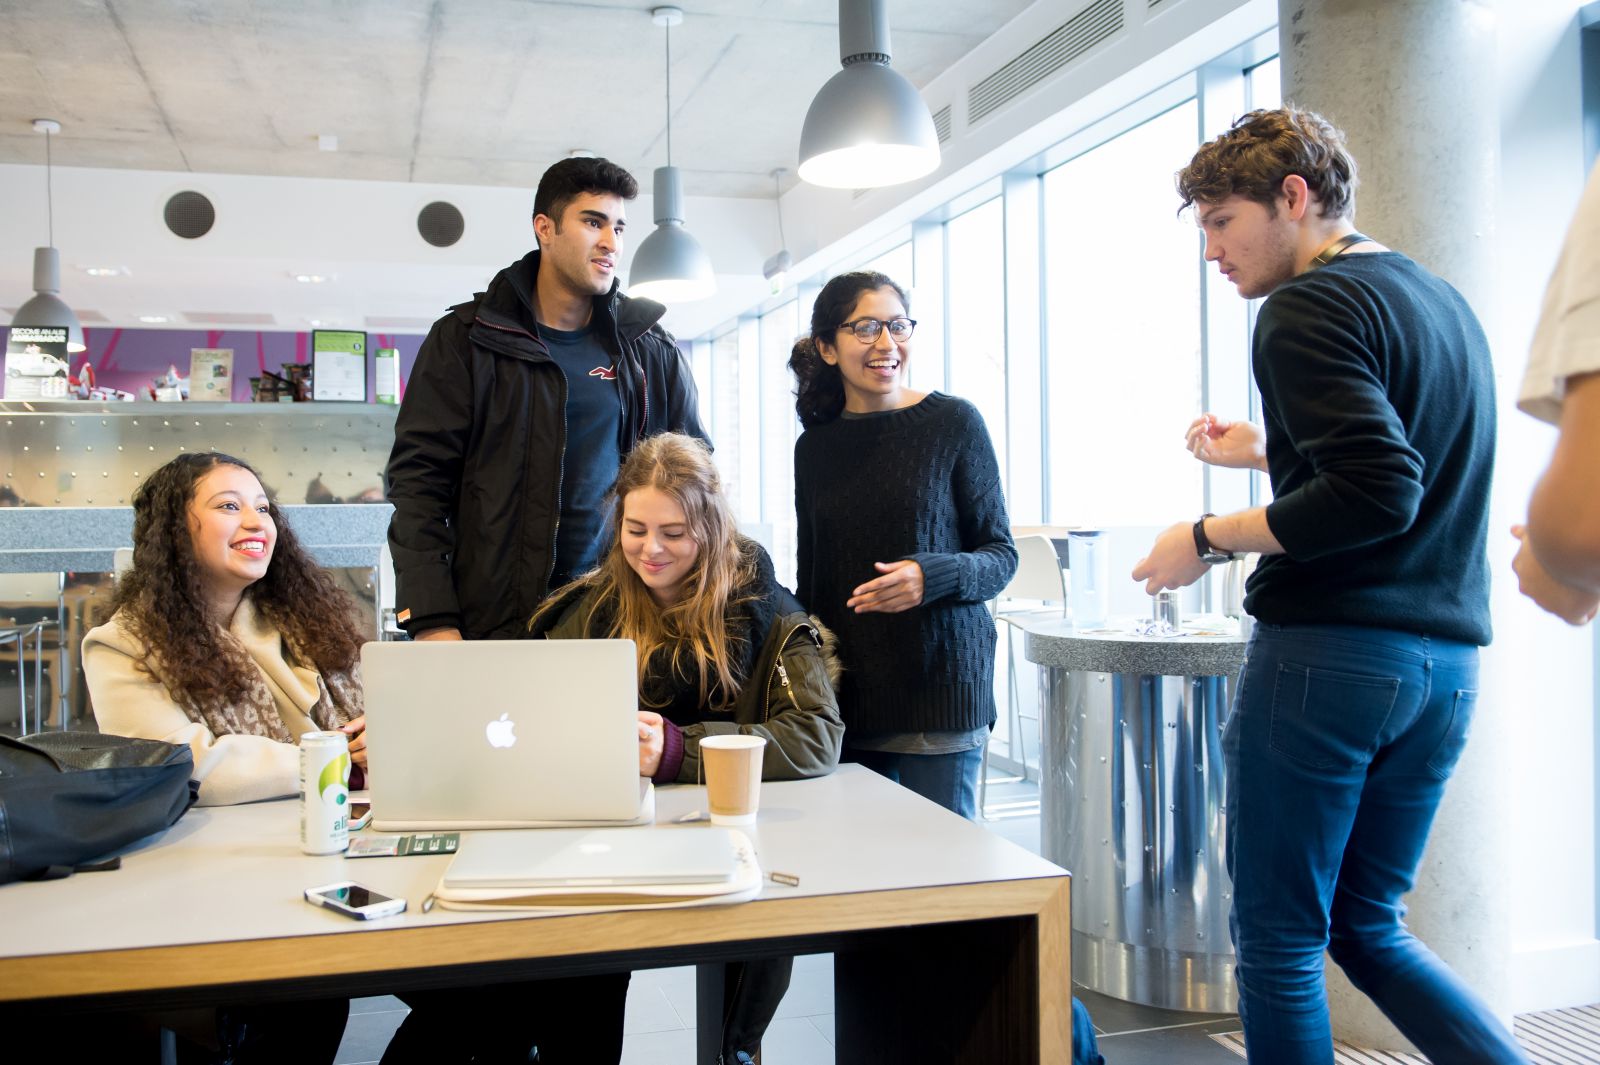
1512, 159, 1600, 626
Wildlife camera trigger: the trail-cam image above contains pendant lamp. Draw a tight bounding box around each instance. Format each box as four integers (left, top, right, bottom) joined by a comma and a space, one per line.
628, 6, 716, 304
10, 119, 86, 353
798, 0, 940, 189
762, 169, 793, 294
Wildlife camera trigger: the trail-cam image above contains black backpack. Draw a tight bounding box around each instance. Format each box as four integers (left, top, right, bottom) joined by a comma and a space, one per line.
0, 731, 199, 884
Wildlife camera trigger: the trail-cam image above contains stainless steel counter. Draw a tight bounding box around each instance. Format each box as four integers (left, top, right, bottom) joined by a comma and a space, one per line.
1024, 619, 1247, 1012
1, 399, 396, 509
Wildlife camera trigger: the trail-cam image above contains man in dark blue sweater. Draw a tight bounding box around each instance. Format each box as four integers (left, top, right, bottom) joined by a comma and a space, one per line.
1132, 108, 1525, 1064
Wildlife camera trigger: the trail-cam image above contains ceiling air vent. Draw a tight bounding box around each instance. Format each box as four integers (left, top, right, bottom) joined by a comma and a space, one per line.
932, 104, 953, 145
182, 312, 276, 325
365, 316, 436, 330
968, 0, 1125, 126
417, 201, 465, 248
164, 190, 216, 239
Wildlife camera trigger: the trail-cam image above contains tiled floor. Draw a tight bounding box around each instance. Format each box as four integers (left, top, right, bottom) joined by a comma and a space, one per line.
333, 777, 1248, 1065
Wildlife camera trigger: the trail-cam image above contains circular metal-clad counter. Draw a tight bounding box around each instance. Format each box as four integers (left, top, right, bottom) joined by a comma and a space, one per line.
1025, 620, 1247, 1012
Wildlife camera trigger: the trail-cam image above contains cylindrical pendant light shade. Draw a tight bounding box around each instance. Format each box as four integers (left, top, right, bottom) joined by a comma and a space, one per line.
798, 0, 939, 189
12, 246, 86, 352
628, 166, 716, 304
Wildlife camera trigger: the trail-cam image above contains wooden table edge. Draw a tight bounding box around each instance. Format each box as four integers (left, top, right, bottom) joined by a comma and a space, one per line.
0, 874, 1069, 1002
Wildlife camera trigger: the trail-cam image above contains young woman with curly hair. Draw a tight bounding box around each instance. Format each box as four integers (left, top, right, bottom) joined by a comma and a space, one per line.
84, 451, 368, 806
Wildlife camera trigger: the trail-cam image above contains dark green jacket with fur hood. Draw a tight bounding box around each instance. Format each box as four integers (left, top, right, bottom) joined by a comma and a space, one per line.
531, 541, 843, 784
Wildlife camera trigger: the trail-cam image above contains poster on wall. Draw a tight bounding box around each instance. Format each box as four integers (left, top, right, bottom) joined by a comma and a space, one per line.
4, 326, 71, 399
311, 330, 367, 401
189, 348, 234, 401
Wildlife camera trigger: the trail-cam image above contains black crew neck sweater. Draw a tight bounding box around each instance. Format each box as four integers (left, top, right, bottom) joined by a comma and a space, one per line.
794, 392, 1018, 735
1247, 252, 1496, 646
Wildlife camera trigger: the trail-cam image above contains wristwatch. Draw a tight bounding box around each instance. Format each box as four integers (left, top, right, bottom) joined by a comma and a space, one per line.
1193, 513, 1234, 565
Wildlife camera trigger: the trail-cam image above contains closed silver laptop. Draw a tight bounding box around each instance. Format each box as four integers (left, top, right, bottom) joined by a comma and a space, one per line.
362, 640, 645, 830
442, 827, 740, 890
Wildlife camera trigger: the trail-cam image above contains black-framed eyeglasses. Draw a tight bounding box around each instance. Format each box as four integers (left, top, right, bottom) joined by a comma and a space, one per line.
836, 316, 916, 343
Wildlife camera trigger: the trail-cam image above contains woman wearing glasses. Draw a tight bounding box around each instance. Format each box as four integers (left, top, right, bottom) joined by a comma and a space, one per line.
788, 270, 1018, 820
789, 272, 1106, 1065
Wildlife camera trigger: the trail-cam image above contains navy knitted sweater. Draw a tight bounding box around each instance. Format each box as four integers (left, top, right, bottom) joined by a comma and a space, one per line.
794, 392, 1018, 736
1248, 252, 1496, 646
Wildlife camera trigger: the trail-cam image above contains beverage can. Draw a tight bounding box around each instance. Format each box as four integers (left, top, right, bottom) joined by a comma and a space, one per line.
300, 730, 351, 855
375, 348, 399, 405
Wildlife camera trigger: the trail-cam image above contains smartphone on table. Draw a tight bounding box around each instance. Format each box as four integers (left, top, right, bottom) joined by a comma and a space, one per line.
304, 881, 406, 920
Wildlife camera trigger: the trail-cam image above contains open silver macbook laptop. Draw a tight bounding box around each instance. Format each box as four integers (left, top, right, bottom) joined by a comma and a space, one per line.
442, 827, 740, 890
362, 640, 647, 831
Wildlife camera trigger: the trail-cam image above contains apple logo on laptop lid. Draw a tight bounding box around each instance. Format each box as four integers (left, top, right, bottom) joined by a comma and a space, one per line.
485, 713, 517, 749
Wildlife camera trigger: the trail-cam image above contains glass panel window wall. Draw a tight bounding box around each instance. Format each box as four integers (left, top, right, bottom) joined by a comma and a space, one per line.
1247, 57, 1281, 109
861, 241, 914, 289
709, 327, 745, 519
944, 196, 1009, 488
758, 300, 801, 588
1041, 99, 1204, 527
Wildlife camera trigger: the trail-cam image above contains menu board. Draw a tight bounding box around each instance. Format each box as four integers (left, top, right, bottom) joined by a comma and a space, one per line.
311, 330, 367, 401
4, 325, 71, 399
189, 348, 234, 401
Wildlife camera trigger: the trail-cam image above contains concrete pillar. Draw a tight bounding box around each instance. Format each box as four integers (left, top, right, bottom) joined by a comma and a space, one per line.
1278, 0, 1510, 1053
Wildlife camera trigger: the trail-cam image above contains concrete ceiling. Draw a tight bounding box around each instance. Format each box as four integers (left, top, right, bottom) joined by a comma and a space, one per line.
0, 0, 1035, 198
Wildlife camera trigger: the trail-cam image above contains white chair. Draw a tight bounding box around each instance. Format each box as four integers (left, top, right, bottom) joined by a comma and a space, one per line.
983, 535, 1066, 819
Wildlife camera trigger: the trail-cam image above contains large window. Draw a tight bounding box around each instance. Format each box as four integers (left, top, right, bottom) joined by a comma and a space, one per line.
1041, 100, 1204, 526
1248, 56, 1281, 110
861, 241, 914, 288
709, 327, 744, 518
944, 197, 1008, 486
758, 301, 800, 587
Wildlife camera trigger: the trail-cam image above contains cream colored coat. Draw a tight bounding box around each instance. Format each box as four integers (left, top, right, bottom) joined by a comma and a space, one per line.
83, 599, 334, 806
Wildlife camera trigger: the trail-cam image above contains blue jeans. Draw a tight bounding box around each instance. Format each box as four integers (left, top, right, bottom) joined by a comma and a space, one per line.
847, 746, 983, 821
1224, 622, 1526, 1064
1072, 997, 1104, 1065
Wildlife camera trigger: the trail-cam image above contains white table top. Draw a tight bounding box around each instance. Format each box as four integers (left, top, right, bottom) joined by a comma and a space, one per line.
0, 765, 1063, 962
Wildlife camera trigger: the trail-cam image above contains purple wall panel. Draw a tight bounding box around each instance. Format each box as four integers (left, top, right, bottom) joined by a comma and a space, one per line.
74, 328, 426, 403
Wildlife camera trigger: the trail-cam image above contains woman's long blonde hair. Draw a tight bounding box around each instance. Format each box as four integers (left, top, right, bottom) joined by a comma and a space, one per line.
535, 433, 758, 709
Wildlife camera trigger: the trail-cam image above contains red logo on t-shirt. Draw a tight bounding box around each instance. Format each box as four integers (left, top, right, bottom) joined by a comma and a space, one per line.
588, 365, 617, 381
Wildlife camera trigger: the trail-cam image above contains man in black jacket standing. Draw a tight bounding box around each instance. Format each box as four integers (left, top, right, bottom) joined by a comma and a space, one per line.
1132, 109, 1525, 1064
379, 157, 708, 1062
385, 156, 707, 641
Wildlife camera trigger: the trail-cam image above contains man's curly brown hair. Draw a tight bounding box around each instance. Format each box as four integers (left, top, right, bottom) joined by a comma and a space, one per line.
1176, 106, 1358, 220
108, 451, 366, 718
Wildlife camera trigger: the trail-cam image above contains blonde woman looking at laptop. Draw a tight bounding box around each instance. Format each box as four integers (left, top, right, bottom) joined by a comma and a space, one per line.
530, 430, 843, 1065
